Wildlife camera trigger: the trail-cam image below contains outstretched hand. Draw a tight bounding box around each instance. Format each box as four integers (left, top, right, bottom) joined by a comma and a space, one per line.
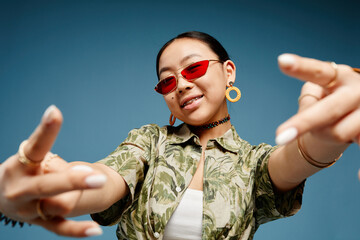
0, 105, 105, 237
275, 54, 360, 146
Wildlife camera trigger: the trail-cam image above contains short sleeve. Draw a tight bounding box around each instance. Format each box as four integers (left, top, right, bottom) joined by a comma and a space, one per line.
91, 124, 159, 226
253, 144, 305, 227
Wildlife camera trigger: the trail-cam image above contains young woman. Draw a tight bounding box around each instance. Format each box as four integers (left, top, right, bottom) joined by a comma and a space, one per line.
0, 32, 359, 240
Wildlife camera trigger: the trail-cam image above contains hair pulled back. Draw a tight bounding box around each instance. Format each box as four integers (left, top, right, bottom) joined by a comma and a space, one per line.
156, 31, 230, 79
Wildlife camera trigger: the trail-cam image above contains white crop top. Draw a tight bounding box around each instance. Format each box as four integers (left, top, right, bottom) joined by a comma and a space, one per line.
163, 188, 203, 240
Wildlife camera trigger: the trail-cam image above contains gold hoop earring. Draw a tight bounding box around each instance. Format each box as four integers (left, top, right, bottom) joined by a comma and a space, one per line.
169, 113, 176, 126
225, 82, 241, 102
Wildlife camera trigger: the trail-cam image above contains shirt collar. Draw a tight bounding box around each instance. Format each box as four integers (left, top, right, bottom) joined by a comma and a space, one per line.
168, 124, 242, 154
168, 123, 196, 145
214, 125, 242, 153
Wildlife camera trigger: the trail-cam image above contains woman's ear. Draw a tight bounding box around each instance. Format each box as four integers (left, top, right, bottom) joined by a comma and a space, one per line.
224, 60, 236, 87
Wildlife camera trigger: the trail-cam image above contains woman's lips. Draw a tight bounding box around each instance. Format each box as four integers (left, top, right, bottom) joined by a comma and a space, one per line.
181, 95, 204, 109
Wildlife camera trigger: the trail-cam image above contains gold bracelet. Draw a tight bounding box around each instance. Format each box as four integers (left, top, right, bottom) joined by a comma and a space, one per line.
297, 137, 342, 168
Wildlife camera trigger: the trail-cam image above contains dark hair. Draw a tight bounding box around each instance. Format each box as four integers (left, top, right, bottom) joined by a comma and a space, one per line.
156, 31, 230, 79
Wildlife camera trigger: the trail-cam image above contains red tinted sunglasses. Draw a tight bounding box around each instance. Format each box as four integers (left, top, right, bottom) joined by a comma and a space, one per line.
155, 59, 223, 95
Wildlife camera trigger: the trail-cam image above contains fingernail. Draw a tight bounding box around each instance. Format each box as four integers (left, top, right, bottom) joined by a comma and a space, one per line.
85, 227, 103, 236
85, 175, 107, 188
276, 127, 298, 145
42, 105, 56, 124
71, 165, 94, 172
278, 54, 296, 67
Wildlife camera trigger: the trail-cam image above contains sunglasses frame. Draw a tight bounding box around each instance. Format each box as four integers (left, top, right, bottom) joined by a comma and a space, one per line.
155, 59, 223, 95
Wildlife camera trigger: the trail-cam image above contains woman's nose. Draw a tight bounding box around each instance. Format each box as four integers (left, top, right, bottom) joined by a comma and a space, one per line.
176, 76, 193, 93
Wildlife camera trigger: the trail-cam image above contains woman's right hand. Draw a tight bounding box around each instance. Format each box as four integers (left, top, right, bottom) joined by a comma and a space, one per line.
0, 105, 105, 237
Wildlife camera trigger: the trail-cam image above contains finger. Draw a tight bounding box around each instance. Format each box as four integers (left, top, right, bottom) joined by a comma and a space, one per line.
331, 108, 360, 143
33, 217, 103, 237
42, 191, 83, 217
18, 165, 107, 199
42, 154, 68, 174
298, 82, 324, 112
276, 87, 359, 145
24, 105, 63, 163
278, 54, 354, 88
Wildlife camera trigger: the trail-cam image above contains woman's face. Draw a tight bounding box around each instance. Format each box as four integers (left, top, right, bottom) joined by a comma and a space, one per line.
158, 38, 236, 126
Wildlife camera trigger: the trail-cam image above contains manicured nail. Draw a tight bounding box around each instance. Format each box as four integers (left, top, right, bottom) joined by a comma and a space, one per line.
278, 54, 296, 67
85, 227, 103, 237
42, 105, 56, 124
85, 175, 107, 188
275, 127, 298, 145
71, 165, 94, 172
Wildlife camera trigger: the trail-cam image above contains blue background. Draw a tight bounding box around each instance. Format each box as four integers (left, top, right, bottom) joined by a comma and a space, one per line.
1, 0, 359, 239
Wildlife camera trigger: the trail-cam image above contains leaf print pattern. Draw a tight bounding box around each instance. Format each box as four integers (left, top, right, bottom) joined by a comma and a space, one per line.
91, 124, 304, 240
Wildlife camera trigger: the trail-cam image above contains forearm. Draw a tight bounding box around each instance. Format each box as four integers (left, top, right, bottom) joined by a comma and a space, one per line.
268, 132, 349, 192
65, 162, 129, 217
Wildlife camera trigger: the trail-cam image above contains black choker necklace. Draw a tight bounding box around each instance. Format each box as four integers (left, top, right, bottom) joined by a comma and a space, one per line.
0, 211, 26, 227
198, 115, 230, 129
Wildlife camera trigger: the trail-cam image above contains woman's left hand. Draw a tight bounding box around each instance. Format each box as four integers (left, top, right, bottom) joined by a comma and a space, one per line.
275, 54, 360, 146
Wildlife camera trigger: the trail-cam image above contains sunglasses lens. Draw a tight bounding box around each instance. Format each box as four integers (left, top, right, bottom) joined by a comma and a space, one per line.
155, 60, 213, 95
155, 76, 176, 94
181, 60, 209, 80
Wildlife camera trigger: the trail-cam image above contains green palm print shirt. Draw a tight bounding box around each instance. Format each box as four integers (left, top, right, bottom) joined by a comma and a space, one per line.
91, 123, 304, 240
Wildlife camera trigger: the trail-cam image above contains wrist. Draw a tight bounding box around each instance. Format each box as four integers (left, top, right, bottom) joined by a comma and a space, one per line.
300, 132, 348, 166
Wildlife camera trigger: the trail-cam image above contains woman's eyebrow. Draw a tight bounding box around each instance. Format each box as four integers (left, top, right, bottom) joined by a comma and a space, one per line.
159, 54, 201, 76
180, 54, 201, 65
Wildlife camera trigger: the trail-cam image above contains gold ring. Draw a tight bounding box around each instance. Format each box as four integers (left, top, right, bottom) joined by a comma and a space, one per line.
18, 140, 41, 167
36, 200, 50, 221
42, 153, 61, 174
46, 153, 59, 161
326, 62, 338, 88
298, 94, 320, 104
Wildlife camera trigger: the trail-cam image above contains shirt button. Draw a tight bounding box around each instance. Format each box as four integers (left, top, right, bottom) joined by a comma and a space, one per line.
154, 232, 160, 238
175, 186, 181, 192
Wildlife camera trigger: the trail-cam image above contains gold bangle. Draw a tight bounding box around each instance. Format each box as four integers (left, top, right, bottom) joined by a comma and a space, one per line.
297, 137, 342, 168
